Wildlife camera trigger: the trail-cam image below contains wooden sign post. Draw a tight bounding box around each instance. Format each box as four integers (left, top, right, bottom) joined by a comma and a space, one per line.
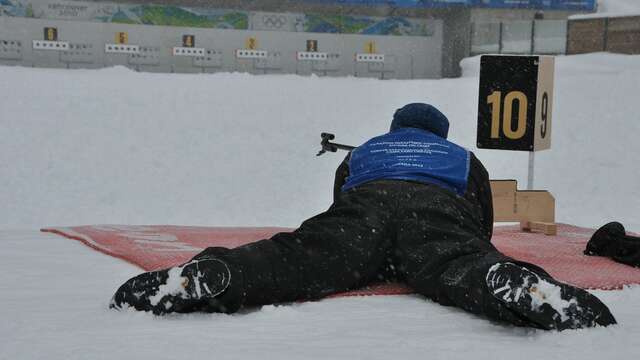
478, 55, 557, 235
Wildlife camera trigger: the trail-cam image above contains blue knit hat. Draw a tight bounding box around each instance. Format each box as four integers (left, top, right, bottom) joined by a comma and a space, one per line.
390, 103, 449, 139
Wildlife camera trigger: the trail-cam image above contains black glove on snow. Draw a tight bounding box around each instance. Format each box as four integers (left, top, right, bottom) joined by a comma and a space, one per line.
585, 222, 640, 268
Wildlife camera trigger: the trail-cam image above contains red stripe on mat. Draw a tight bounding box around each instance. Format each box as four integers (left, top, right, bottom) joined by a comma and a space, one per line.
42, 223, 640, 294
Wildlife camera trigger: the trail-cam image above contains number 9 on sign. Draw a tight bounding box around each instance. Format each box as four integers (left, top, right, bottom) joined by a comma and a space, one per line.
541, 92, 548, 139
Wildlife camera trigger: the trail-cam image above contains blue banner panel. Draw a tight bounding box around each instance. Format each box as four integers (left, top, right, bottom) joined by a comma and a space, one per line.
301, 0, 596, 11
470, 0, 596, 11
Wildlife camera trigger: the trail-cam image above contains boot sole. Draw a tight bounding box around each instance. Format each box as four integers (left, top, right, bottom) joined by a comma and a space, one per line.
110, 258, 231, 315
486, 262, 617, 331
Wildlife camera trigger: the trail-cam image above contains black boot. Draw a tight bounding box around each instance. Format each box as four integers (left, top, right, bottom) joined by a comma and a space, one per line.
486, 263, 617, 331
110, 257, 231, 315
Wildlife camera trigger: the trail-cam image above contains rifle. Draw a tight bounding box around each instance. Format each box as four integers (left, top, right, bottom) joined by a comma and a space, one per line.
316, 133, 356, 156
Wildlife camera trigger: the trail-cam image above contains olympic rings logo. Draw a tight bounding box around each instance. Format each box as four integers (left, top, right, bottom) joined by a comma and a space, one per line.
262, 15, 288, 29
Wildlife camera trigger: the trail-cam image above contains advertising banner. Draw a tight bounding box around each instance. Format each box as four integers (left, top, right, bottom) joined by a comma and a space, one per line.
301, 0, 596, 11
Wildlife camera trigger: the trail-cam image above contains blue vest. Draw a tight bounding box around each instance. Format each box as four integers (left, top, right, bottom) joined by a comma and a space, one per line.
342, 128, 470, 195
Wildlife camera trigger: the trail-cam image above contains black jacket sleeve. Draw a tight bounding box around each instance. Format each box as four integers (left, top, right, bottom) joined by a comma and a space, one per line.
464, 152, 494, 241
333, 153, 351, 203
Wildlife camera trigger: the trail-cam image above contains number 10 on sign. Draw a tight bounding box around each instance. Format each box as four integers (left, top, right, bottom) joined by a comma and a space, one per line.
477, 55, 554, 152
487, 90, 528, 140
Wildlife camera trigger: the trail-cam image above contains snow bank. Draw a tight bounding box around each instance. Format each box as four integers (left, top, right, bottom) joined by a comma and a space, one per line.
571, 0, 640, 19
598, 0, 640, 13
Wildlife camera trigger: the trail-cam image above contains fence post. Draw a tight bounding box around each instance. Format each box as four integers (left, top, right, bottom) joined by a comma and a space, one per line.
603, 17, 609, 52
565, 20, 570, 55
469, 22, 474, 56
498, 22, 503, 54
531, 20, 536, 54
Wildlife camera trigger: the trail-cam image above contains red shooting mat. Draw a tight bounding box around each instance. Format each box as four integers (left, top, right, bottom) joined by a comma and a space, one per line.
41, 223, 640, 294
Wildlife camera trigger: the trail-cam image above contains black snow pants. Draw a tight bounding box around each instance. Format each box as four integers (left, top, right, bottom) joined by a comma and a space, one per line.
197, 180, 546, 326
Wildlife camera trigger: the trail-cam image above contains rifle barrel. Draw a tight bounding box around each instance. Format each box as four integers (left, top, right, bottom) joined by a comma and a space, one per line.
331, 143, 355, 151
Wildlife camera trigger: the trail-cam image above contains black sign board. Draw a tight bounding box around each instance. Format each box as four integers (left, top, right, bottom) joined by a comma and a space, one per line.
183, 35, 195, 48
44, 27, 58, 41
477, 55, 554, 152
306, 40, 318, 52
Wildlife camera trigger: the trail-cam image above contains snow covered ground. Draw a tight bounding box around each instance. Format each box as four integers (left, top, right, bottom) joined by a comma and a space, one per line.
596, 0, 640, 16
2, 229, 640, 360
572, 0, 640, 18
1, 49, 640, 359
2, 228, 640, 360
2, 53, 639, 231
